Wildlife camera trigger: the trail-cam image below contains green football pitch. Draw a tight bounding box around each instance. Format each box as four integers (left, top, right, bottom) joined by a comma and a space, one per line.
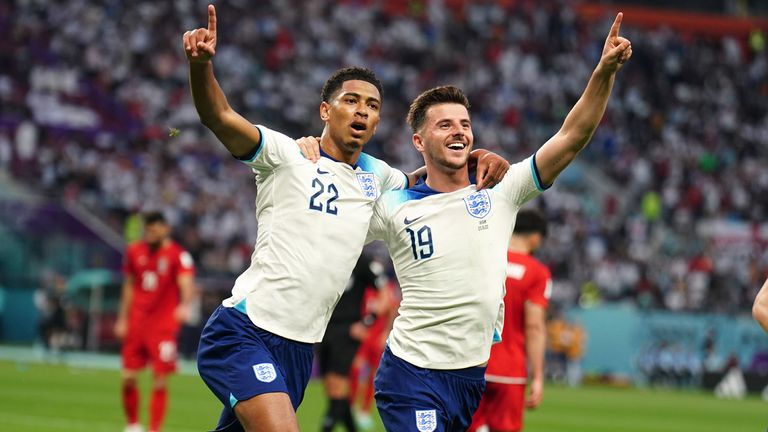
0, 360, 765, 432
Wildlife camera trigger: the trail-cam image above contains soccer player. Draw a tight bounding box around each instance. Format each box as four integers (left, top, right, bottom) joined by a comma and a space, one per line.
318, 253, 384, 432
469, 209, 551, 432
366, 14, 631, 431
115, 211, 196, 432
182, 5, 509, 432
753, 278, 768, 333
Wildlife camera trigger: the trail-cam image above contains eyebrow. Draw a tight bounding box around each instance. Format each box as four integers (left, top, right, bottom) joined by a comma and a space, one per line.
340, 92, 381, 104
435, 117, 471, 124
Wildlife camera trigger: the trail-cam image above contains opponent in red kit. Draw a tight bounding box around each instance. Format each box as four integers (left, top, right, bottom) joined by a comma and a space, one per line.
114, 212, 196, 432
470, 209, 551, 432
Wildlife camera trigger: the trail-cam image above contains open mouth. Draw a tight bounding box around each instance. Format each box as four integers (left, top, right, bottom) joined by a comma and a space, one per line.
446, 142, 467, 150
350, 122, 367, 132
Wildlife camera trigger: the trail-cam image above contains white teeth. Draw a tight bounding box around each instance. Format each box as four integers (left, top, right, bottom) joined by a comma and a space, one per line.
447, 143, 465, 150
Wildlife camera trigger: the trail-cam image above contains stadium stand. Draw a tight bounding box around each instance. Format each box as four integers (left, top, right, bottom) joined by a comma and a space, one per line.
1, 0, 766, 319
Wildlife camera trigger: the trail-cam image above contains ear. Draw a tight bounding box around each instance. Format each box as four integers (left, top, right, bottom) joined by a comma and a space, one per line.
412, 133, 425, 152
319, 101, 331, 122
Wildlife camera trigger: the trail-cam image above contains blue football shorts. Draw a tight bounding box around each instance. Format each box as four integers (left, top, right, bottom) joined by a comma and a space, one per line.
374, 346, 486, 432
197, 301, 314, 431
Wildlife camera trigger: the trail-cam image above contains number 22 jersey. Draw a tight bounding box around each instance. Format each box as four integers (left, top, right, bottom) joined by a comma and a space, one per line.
223, 125, 407, 343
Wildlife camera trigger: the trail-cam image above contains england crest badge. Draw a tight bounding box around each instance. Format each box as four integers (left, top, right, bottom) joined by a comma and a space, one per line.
415, 409, 437, 432
253, 363, 277, 383
463, 190, 491, 218
356, 172, 378, 199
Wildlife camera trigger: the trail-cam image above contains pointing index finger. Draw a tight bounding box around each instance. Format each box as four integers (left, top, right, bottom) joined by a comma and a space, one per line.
207, 4, 217, 34
609, 12, 623, 38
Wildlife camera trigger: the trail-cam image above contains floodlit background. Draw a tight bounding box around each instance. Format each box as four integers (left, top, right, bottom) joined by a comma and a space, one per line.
1, 0, 767, 430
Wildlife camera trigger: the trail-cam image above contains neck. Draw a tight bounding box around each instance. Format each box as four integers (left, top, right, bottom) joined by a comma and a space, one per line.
148, 238, 169, 251
508, 236, 532, 254
424, 163, 470, 193
320, 127, 361, 166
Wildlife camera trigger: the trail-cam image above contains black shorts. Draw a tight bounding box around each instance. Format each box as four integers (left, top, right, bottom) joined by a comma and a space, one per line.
317, 324, 361, 375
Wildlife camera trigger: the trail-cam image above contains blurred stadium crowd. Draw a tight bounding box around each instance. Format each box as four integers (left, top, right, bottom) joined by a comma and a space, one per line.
2, 0, 767, 314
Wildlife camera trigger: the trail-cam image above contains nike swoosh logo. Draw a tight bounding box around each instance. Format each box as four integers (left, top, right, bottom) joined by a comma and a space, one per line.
317, 167, 330, 175
403, 215, 423, 225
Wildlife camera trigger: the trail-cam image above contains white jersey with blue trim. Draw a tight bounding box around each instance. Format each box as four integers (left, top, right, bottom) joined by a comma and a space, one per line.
367, 155, 546, 369
223, 125, 407, 343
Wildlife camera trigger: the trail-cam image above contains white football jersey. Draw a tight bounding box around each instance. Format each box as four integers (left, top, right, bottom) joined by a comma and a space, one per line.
223, 125, 407, 343
367, 155, 546, 369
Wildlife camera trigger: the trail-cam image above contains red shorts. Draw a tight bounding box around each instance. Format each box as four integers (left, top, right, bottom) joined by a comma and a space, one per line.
469, 382, 525, 432
121, 331, 178, 374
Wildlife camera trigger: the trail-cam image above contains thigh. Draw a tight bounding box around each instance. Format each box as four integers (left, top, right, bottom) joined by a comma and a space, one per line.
147, 332, 179, 375
121, 334, 148, 371
197, 305, 313, 431
374, 349, 447, 432
234, 392, 300, 432
484, 383, 525, 432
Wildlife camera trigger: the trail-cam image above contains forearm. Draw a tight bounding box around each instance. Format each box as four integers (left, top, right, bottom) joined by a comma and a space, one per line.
189, 62, 260, 157
178, 274, 196, 307
407, 166, 427, 187
117, 281, 132, 321
559, 65, 616, 152
526, 320, 546, 382
189, 62, 232, 128
753, 279, 768, 333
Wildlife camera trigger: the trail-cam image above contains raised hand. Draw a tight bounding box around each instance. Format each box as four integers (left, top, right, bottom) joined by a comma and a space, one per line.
183, 4, 218, 63
600, 12, 632, 73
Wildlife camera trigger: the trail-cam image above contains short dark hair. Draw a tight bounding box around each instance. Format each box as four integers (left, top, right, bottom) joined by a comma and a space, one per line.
321, 67, 383, 103
513, 209, 548, 237
143, 211, 167, 226
407, 85, 470, 133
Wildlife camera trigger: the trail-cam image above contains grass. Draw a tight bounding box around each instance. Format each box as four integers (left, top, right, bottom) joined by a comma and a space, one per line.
0, 360, 765, 431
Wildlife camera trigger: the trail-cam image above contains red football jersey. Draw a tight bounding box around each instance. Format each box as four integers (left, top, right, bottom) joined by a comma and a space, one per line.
485, 251, 551, 381
123, 240, 194, 334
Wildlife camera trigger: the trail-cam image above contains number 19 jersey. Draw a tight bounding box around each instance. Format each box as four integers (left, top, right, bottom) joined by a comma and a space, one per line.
367, 155, 547, 369
222, 125, 407, 343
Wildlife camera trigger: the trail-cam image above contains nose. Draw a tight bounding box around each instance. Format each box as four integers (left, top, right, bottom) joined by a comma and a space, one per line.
355, 103, 369, 119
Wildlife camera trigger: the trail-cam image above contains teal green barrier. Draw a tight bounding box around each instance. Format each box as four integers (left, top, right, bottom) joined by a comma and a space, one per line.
568, 304, 768, 382
1, 288, 37, 342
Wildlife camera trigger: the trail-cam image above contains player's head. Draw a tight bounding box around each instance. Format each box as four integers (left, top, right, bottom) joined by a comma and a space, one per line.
512, 208, 548, 251
407, 85, 473, 171
143, 211, 170, 249
319, 67, 383, 153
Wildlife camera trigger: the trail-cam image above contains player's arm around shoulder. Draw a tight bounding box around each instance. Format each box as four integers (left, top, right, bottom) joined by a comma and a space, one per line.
493, 155, 547, 208
184, 4, 262, 159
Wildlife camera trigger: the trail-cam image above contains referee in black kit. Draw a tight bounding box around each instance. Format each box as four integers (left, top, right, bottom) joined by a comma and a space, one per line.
318, 252, 384, 432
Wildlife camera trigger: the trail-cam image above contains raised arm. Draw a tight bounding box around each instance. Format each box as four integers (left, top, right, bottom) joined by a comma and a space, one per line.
184, 5, 262, 159
535, 12, 632, 186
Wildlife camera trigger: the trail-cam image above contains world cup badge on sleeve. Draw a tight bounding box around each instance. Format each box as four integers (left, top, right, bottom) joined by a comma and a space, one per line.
415, 409, 437, 432
463, 190, 491, 218
356, 172, 378, 199
252, 363, 277, 383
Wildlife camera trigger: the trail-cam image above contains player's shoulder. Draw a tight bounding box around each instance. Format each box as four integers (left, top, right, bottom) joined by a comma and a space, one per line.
526, 255, 551, 278
166, 240, 190, 255
377, 181, 438, 210
125, 241, 146, 256
508, 252, 549, 274
356, 152, 386, 171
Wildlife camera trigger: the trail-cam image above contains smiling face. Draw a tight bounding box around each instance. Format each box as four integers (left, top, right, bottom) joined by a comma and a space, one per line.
319, 80, 381, 155
413, 103, 474, 171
